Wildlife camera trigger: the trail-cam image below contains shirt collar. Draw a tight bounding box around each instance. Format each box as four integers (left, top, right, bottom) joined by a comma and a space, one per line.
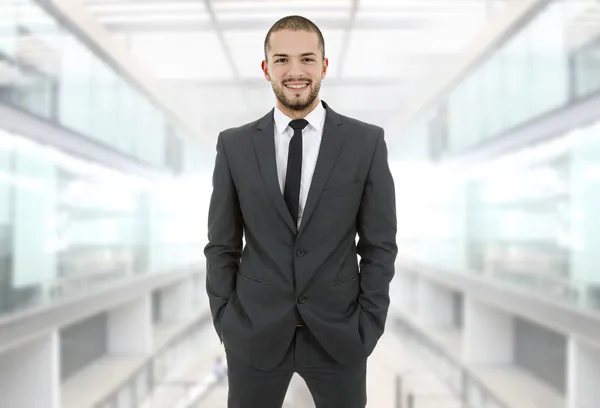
273, 101, 326, 137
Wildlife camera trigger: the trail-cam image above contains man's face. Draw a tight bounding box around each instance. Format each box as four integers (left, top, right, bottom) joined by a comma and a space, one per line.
262, 29, 328, 112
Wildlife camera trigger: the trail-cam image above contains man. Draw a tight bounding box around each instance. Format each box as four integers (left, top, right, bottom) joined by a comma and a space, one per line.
204, 15, 397, 408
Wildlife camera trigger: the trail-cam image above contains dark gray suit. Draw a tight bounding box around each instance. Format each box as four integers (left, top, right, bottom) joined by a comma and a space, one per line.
204, 101, 397, 407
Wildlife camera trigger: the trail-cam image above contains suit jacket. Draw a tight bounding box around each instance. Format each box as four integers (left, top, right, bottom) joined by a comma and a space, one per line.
204, 101, 398, 370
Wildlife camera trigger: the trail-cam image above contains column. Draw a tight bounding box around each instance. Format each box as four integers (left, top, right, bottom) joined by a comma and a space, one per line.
391, 271, 415, 315
463, 297, 513, 364
107, 295, 153, 355
0, 332, 60, 408
567, 337, 600, 408
0, 132, 12, 313
0, 2, 16, 67
416, 278, 454, 327
12, 152, 57, 294
570, 136, 600, 310
159, 277, 194, 323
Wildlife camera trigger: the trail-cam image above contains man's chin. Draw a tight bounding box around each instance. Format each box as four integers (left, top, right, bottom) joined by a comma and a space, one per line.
288, 102, 311, 111
283, 95, 315, 111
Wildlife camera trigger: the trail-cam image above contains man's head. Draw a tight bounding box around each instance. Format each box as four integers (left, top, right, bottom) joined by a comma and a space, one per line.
261, 16, 328, 116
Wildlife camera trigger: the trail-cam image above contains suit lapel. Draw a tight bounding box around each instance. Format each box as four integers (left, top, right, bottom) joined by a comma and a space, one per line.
299, 102, 346, 233
252, 110, 298, 234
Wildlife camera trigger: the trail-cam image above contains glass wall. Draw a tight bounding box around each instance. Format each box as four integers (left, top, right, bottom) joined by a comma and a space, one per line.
0, 127, 207, 318
0, 0, 188, 171
393, 162, 468, 271
572, 34, 600, 98
394, 116, 600, 314
410, 0, 600, 158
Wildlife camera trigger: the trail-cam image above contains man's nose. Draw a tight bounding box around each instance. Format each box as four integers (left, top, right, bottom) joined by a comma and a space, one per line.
287, 60, 305, 78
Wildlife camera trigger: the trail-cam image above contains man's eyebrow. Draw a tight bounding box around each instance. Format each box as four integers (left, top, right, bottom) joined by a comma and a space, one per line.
272, 52, 317, 58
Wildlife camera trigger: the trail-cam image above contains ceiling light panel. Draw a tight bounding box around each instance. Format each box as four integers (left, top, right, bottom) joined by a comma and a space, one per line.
359, 0, 487, 12
95, 14, 211, 24
86, 1, 207, 14
342, 28, 475, 78
214, 0, 351, 29
217, 10, 350, 21
213, 0, 352, 13
356, 0, 488, 28
356, 26, 482, 53
85, 0, 209, 24
129, 32, 235, 80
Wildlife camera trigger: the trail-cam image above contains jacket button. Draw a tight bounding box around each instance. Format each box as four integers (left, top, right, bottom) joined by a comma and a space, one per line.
298, 296, 306, 304
296, 249, 306, 257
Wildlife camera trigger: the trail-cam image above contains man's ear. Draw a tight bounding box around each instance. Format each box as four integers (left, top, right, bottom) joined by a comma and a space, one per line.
321, 57, 329, 79
261, 60, 270, 81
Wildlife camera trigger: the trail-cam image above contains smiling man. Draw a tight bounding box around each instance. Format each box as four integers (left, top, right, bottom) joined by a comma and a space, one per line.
204, 15, 398, 408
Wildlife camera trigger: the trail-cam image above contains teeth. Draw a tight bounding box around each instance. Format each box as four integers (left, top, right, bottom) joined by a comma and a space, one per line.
286, 84, 308, 89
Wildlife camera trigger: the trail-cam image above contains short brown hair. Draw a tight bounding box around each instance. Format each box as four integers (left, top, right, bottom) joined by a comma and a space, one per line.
264, 15, 325, 61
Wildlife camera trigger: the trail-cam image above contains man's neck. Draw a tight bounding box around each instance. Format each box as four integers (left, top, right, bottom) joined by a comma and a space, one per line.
276, 98, 321, 120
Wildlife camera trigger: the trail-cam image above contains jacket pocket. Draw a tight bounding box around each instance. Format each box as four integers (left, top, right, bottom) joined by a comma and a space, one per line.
331, 273, 359, 287
322, 180, 361, 198
238, 272, 268, 285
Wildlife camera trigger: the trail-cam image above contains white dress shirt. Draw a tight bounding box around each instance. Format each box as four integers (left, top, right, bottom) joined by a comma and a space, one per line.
273, 102, 326, 227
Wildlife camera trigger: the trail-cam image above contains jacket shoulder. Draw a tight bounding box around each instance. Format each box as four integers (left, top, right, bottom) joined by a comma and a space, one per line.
219, 119, 261, 144
338, 113, 384, 140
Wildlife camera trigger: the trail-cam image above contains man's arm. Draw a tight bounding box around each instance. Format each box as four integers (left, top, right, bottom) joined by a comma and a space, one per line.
356, 128, 398, 339
204, 132, 243, 339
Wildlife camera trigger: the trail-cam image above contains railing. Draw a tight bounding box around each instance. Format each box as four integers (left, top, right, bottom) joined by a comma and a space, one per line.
403, 391, 461, 408
94, 314, 211, 408
393, 316, 510, 408
174, 371, 224, 408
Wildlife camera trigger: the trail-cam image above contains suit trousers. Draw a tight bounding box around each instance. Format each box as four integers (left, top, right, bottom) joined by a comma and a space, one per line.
225, 325, 367, 408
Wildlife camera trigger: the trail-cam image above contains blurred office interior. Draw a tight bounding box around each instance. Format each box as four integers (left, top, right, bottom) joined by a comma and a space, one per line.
1, 0, 600, 407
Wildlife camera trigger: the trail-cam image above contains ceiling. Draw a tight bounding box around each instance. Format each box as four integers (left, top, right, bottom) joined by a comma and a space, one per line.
78, 0, 515, 140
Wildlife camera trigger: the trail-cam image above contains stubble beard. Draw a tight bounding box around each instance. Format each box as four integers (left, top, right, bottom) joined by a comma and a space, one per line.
272, 79, 321, 112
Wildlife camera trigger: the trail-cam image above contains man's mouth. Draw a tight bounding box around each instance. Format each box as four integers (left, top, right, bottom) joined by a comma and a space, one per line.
285, 82, 309, 90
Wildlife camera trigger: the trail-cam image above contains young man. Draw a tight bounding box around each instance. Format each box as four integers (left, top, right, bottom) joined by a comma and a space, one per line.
204, 15, 398, 408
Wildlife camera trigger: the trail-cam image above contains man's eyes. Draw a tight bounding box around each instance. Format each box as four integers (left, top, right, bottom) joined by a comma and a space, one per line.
275, 58, 315, 63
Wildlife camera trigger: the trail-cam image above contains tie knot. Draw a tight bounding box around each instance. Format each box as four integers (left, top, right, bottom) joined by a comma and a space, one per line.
289, 119, 308, 131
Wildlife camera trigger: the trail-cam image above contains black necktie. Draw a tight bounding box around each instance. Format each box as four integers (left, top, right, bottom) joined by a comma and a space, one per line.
284, 119, 308, 225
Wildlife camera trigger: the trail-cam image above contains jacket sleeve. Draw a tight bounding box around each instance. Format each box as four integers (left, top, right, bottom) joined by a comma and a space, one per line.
356, 128, 398, 339
204, 132, 243, 339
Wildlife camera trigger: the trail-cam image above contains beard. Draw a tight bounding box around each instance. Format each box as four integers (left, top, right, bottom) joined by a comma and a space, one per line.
272, 79, 321, 111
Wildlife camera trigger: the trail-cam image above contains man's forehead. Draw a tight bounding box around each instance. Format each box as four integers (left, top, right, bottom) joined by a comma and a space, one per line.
269, 30, 319, 45
268, 31, 320, 56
